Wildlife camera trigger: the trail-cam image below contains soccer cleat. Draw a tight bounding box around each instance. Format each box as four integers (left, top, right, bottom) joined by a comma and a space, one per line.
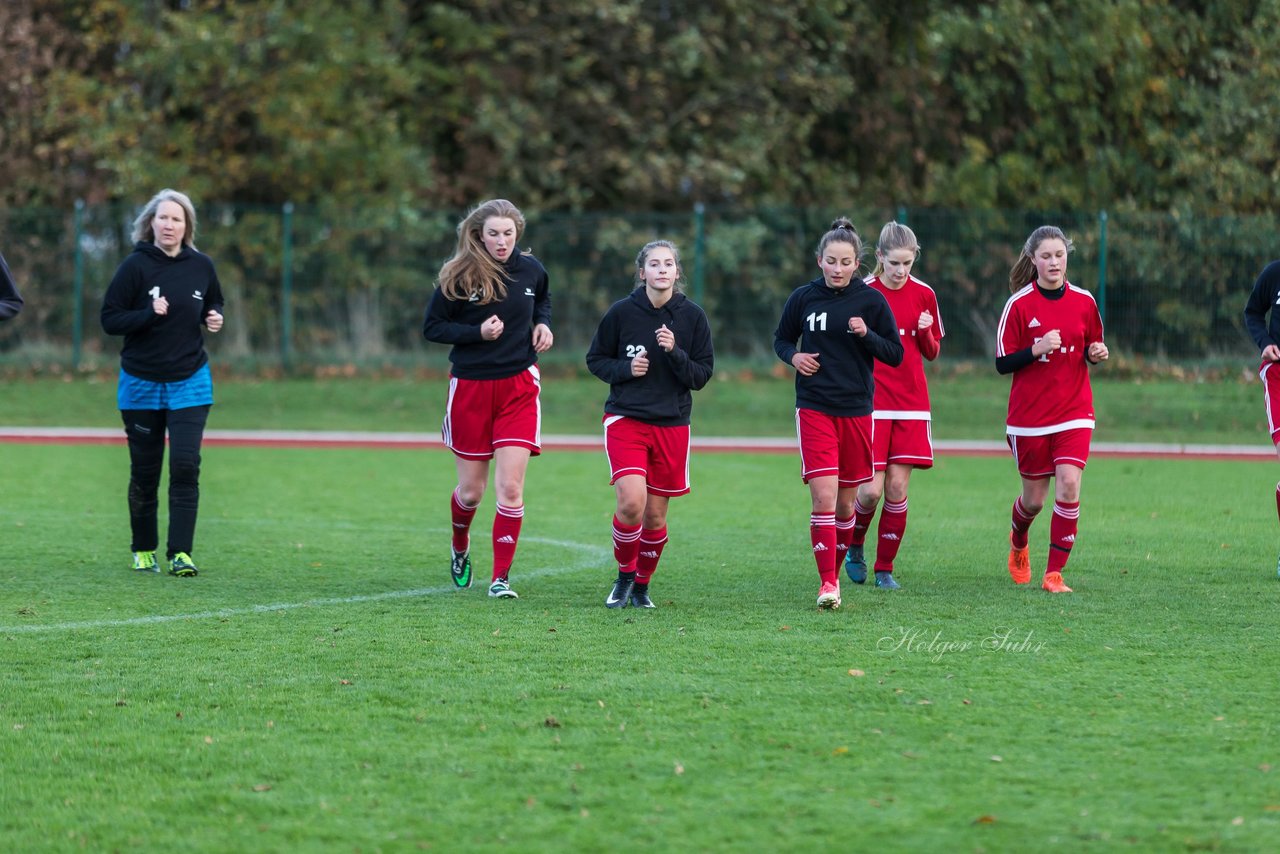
606, 574, 635, 609
874, 570, 900, 590
629, 582, 655, 609
168, 552, 199, 577
1007, 532, 1031, 585
845, 543, 868, 584
450, 546, 473, 589
487, 577, 518, 599
816, 580, 841, 610
1042, 571, 1073, 593
132, 550, 159, 573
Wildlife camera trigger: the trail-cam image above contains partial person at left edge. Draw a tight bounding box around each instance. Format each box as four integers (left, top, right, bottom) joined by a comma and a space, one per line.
0, 250, 23, 321
101, 189, 225, 578
1242, 258, 1280, 579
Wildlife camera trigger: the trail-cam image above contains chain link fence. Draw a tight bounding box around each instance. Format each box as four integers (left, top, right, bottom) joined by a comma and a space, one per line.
1, 202, 1272, 370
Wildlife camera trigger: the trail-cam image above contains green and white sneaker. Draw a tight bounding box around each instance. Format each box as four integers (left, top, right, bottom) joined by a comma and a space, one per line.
169, 552, 199, 577
451, 545, 473, 589
132, 550, 159, 573
487, 577, 518, 599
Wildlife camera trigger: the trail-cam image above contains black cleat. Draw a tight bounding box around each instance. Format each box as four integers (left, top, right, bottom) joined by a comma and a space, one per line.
606, 573, 635, 608
629, 582, 655, 609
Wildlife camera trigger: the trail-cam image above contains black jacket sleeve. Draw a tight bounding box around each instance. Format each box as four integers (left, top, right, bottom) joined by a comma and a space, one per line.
585, 306, 636, 385
665, 310, 714, 391
0, 252, 21, 321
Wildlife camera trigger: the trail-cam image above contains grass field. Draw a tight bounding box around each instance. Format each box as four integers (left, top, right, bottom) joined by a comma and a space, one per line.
2, 423, 1279, 849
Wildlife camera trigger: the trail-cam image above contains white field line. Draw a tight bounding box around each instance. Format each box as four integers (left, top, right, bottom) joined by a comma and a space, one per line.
0, 535, 609, 635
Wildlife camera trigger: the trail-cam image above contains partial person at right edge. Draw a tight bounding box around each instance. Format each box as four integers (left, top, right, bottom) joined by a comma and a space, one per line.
586, 240, 714, 610
1242, 259, 1280, 579
0, 250, 23, 321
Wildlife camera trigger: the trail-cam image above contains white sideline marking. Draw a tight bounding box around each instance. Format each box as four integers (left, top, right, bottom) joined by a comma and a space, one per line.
0, 536, 609, 635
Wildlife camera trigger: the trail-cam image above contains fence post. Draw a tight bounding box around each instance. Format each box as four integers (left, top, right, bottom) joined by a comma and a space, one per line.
1097, 209, 1108, 326
72, 199, 85, 368
897, 205, 908, 225
691, 203, 706, 304
281, 202, 294, 370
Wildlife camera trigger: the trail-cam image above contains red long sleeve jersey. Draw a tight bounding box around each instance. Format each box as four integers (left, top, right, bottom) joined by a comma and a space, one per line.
868, 275, 943, 419
996, 282, 1104, 435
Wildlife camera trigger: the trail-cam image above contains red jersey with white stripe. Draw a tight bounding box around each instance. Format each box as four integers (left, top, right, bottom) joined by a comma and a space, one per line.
867, 275, 943, 419
997, 282, 1104, 435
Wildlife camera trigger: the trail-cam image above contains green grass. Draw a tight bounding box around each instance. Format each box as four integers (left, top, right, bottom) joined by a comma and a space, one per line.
2, 440, 1279, 850
0, 368, 1270, 444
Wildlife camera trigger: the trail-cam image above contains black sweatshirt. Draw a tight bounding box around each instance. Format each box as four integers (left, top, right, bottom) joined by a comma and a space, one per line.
773, 276, 903, 417
0, 252, 22, 321
586, 288, 715, 427
100, 242, 225, 382
1243, 260, 1280, 356
422, 249, 552, 380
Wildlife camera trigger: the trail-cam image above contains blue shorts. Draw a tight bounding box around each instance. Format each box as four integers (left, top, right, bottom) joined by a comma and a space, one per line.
117, 364, 214, 410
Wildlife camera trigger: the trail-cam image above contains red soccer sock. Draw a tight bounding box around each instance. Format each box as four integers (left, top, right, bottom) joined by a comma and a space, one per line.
612, 515, 643, 573
810, 513, 838, 585
835, 514, 855, 565
1011, 496, 1037, 550
450, 489, 478, 553
492, 503, 524, 580
873, 498, 908, 572
851, 497, 875, 547
1046, 500, 1079, 575
635, 525, 668, 584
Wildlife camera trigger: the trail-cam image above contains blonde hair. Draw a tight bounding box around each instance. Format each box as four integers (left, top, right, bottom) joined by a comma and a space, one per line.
437, 199, 526, 304
1009, 225, 1073, 292
871, 221, 920, 277
132, 189, 198, 249
816, 217, 864, 268
634, 240, 683, 288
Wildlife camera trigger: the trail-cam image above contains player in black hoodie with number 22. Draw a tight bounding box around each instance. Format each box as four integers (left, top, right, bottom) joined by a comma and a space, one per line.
586, 240, 714, 609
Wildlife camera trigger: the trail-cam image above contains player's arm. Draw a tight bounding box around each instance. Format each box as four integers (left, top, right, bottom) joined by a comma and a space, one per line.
664, 312, 715, 391
422, 288, 485, 345
1244, 263, 1280, 355
585, 308, 636, 384
0, 253, 22, 321
100, 261, 160, 335
918, 303, 941, 361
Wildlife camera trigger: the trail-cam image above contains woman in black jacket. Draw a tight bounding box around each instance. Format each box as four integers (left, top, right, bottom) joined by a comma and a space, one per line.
101, 189, 225, 578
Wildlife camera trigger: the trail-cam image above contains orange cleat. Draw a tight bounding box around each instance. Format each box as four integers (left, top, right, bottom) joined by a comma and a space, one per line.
1007, 532, 1031, 585
1042, 571, 1073, 593
816, 580, 842, 610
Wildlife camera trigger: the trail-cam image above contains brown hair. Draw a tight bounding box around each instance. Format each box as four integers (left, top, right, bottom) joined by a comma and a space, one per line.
437, 199, 526, 304
871, 221, 920, 277
816, 217, 864, 268
633, 240, 683, 288
1009, 225, 1073, 292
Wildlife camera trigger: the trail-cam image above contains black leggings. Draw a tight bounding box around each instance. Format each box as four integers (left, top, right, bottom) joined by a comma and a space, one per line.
121, 406, 210, 558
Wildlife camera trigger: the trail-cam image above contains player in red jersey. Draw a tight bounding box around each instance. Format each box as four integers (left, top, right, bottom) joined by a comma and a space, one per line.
422, 200, 554, 600
774, 218, 904, 610
845, 222, 943, 590
1242, 259, 1280, 578
995, 226, 1108, 593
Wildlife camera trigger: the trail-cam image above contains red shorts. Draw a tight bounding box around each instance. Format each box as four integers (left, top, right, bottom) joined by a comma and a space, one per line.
1261, 362, 1280, 443
443, 367, 542, 460
603, 416, 691, 496
1006, 428, 1091, 479
796, 408, 873, 486
872, 417, 935, 470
